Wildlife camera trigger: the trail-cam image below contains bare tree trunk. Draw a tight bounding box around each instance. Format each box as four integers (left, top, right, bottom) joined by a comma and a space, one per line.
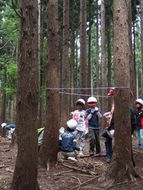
69, 32, 75, 110
74, 37, 79, 99
106, 0, 113, 110
101, 0, 107, 112
39, 0, 59, 169
38, 0, 41, 128
60, 0, 70, 127
1, 68, 7, 123
101, 0, 139, 187
95, 0, 99, 89
40, 0, 48, 127
141, 0, 143, 96
80, 0, 87, 96
87, 0, 92, 96
128, 0, 136, 100
8, 99, 12, 122
11, 0, 40, 189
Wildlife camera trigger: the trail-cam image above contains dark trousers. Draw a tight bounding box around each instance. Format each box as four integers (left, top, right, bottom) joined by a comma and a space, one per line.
88, 128, 101, 154
105, 137, 112, 160
102, 129, 113, 160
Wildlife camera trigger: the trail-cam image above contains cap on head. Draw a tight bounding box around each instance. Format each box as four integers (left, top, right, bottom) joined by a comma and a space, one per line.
66, 119, 77, 130
87, 96, 97, 106
136, 98, 143, 106
1, 123, 7, 128
76, 98, 85, 105
108, 87, 116, 96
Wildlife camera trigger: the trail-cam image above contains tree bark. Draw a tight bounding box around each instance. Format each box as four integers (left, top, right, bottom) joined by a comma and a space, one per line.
140, 0, 143, 96
39, 0, 59, 169
11, 0, 40, 189
106, 0, 113, 110
101, 0, 107, 112
39, 0, 47, 127
60, 0, 70, 127
69, 32, 75, 110
95, 0, 99, 89
128, 0, 136, 100
1, 67, 7, 124
102, 0, 139, 186
80, 0, 88, 96
87, 0, 92, 96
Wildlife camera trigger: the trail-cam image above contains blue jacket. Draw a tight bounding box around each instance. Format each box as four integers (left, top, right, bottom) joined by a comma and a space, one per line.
86, 109, 100, 129
59, 130, 80, 152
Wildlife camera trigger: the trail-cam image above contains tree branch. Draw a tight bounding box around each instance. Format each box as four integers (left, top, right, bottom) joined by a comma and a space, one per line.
11, 0, 23, 18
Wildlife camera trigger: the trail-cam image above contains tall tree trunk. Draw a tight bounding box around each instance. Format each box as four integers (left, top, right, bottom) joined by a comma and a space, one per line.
95, 0, 99, 101
60, 0, 70, 127
38, 0, 41, 128
69, 32, 75, 110
80, 0, 87, 96
106, 1, 112, 110
95, 0, 99, 89
74, 37, 79, 99
141, 0, 143, 96
39, 0, 59, 169
101, 0, 107, 112
128, 0, 136, 100
1, 68, 7, 123
11, 0, 40, 189
8, 99, 12, 122
102, 0, 139, 186
40, 0, 48, 127
87, 0, 92, 96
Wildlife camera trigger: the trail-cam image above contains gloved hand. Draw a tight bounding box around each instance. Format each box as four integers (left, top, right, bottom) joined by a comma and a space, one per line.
91, 107, 99, 113
91, 109, 96, 114
95, 107, 99, 111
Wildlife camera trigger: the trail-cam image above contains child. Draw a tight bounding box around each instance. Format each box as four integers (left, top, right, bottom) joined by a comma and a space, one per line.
135, 98, 143, 148
59, 119, 80, 160
1, 123, 16, 139
103, 88, 137, 164
102, 104, 115, 163
86, 96, 102, 156
71, 98, 86, 157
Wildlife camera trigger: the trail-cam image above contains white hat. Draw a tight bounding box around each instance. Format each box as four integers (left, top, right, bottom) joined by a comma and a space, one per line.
136, 99, 143, 106
103, 112, 111, 119
1, 123, 7, 128
76, 98, 85, 105
87, 96, 97, 103
66, 119, 77, 130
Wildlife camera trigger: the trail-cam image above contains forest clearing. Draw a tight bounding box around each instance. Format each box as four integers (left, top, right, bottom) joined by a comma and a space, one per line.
0, 0, 143, 189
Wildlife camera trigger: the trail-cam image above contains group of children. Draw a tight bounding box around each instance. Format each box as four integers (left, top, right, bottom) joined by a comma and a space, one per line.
59, 96, 102, 161
2, 91, 142, 164
59, 88, 143, 163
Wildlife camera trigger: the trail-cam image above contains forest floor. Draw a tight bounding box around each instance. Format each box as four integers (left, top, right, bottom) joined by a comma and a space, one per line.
1, 136, 143, 190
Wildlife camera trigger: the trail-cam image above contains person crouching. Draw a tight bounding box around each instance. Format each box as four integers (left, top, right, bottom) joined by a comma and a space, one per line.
59, 119, 80, 161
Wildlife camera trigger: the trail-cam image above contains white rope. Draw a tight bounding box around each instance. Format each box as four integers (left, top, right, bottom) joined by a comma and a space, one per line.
47, 86, 130, 90
59, 91, 109, 97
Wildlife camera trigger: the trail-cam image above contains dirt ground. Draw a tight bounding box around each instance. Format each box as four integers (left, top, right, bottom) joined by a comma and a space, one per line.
0, 136, 143, 190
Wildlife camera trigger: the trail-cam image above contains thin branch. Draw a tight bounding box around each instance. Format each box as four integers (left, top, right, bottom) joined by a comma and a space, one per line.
0, 40, 11, 50
53, 170, 73, 176
61, 163, 97, 175
11, 0, 23, 18
72, 176, 81, 186
75, 176, 100, 190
